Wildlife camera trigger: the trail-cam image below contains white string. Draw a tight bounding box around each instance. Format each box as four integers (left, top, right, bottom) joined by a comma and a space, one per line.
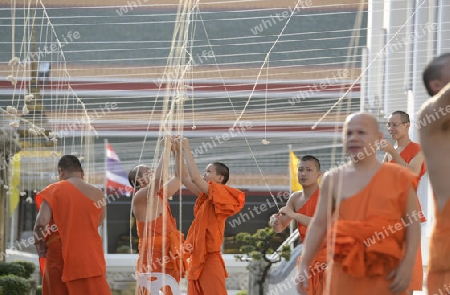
312, 0, 429, 129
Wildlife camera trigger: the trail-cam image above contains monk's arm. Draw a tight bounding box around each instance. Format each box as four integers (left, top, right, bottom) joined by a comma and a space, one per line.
388, 148, 424, 175
388, 186, 421, 293
402, 186, 421, 265
385, 147, 408, 166
407, 151, 425, 175
270, 194, 296, 233
34, 200, 52, 241
153, 136, 173, 191
289, 212, 312, 227
299, 174, 331, 269
99, 195, 106, 226
182, 139, 209, 194
174, 143, 202, 196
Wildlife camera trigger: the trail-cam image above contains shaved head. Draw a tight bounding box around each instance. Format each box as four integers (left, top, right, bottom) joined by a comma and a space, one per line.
343, 112, 383, 160
345, 112, 380, 133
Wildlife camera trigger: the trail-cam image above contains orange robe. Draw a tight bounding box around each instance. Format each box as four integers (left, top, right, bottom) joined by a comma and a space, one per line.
427, 198, 450, 295
136, 194, 188, 295
185, 182, 245, 295
38, 180, 111, 295
296, 188, 327, 295
326, 163, 417, 295
390, 141, 425, 290
36, 192, 68, 295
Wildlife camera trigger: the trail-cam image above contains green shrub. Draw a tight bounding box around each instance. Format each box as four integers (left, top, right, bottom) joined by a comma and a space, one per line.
0, 286, 3, 295
0, 274, 31, 295
236, 291, 247, 295
36, 285, 42, 295
0, 262, 25, 278
11, 261, 36, 279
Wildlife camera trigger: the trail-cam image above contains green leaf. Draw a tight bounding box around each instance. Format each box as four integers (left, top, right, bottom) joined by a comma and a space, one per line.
240, 245, 255, 254
236, 232, 250, 242
249, 251, 262, 260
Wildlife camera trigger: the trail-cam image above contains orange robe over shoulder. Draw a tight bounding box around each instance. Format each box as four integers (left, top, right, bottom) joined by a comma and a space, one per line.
185, 182, 245, 295
38, 180, 111, 295
427, 198, 450, 295
136, 193, 188, 295
327, 163, 417, 295
296, 188, 327, 295
390, 141, 425, 290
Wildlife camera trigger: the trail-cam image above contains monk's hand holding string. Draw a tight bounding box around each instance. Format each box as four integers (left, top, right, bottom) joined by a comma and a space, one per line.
386, 259, 413, 294
279, 206, 295, 218
269, 213, 280, 226
35, 239, 47, 258
380, 139, 395, 153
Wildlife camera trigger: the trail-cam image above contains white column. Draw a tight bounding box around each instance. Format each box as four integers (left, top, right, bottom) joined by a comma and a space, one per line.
366, 0, 385, 113
383, 0, 412, 116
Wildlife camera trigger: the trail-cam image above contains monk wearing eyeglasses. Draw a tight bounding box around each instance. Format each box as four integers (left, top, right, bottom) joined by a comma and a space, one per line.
381, 110, 426, 294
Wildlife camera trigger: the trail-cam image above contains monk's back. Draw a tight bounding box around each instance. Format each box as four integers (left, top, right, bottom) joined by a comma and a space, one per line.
40, 180, 106, 282
67, 177, 104, 203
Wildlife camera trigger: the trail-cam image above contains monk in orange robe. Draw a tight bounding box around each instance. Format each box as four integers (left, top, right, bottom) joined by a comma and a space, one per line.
174, 137, 245, 295
298, 113, 421, 295
419, 53, 450, 295
270, 155, 326, 295
382, 110, 427, 292
33, 155, 111, 295
129, 146, 188, 295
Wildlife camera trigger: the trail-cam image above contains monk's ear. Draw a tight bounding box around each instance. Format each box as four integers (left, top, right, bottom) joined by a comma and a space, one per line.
217, 175, 224, 184
429, 79, 443, 95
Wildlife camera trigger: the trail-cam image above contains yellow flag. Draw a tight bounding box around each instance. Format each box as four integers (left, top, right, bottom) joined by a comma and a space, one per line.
10, 152, 21, 216
289, 151, 302, 192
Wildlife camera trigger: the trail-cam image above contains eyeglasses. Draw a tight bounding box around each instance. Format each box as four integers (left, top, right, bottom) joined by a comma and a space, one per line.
386, 122, 407, 128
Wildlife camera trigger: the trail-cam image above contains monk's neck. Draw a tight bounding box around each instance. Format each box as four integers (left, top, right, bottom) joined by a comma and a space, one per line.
62, 173, 83, 180
352, 157, 381, 171
395, 136, 411, 148
303, 184, 319, 198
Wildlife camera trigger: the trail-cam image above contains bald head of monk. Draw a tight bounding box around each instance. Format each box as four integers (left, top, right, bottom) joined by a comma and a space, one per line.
343, 113, 383, 162
128, 165, 152, 191
202, 162, 229, 185
423, 53, 450, 96
58, 155, 84, 180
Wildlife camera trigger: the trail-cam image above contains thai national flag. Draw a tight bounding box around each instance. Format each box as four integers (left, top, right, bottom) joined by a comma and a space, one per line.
106, 143, 133, 196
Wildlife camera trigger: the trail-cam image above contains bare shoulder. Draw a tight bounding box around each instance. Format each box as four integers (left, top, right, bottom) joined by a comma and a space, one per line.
288, 191, 303, 201
83, 182, 104, 200
133, 187, 148, 203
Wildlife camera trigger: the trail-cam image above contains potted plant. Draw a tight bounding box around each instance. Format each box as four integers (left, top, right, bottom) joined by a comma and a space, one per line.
236, 227, 291, 295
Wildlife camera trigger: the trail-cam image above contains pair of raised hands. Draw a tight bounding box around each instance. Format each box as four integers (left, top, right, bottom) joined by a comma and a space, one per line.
166, 135, 189, 154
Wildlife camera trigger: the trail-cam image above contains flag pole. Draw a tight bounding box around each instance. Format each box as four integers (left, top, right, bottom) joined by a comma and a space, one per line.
102, 139, 108, 254
288, 144, 294, 250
